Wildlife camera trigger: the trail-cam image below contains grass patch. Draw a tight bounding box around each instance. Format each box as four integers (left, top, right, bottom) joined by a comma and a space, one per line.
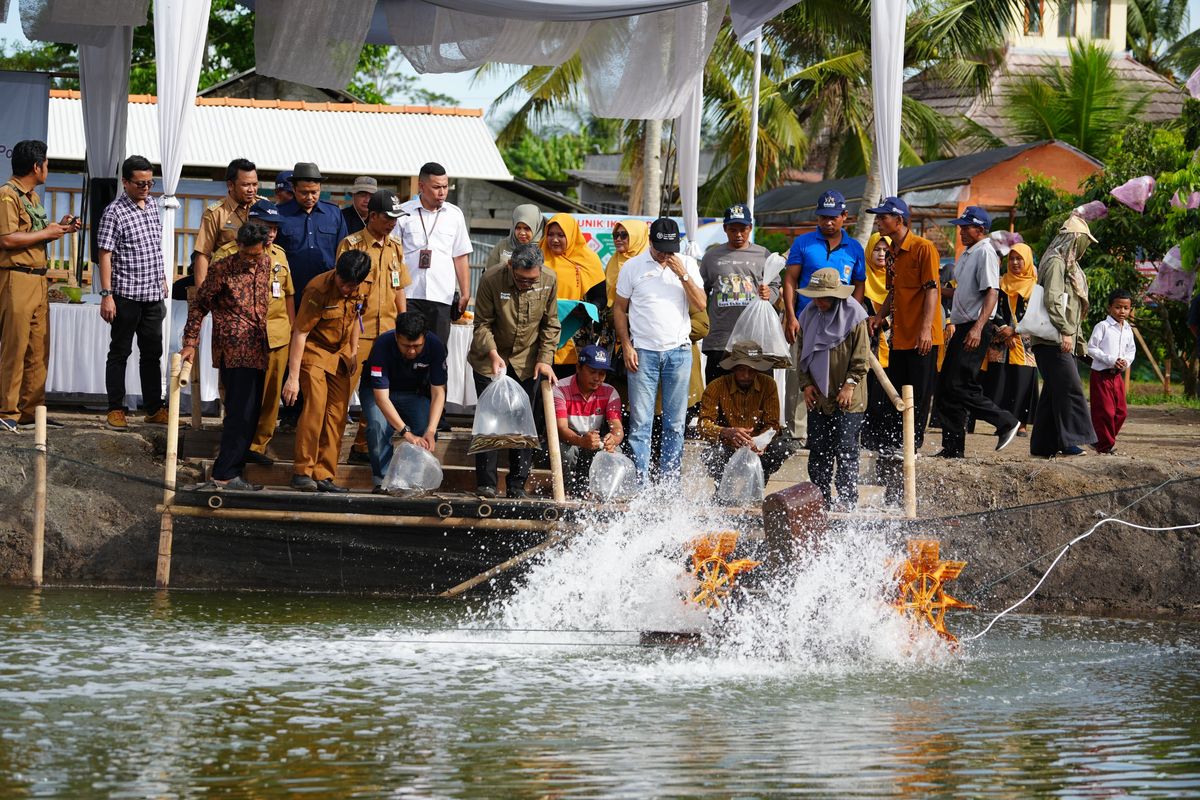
1125, 381, 1200, 409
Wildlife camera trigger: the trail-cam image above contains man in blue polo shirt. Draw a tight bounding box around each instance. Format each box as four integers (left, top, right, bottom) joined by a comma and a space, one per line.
274, 161, 348, 297
364, 310, 448, 492
779, 190, 866, 444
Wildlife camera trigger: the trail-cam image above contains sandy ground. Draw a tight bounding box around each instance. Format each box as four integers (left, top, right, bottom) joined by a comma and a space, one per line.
2, 404, 1198, 618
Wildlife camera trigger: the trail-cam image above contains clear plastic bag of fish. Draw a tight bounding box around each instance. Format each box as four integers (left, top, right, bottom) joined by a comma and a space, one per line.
469, 374, 539, 453
724, 298, 792, 367
587, 450, 637, 500
717, 445, 765, 505
381, 441, 444, 493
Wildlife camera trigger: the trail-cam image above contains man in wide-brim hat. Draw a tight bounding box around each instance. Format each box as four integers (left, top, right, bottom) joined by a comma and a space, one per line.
698, 339, 790, 496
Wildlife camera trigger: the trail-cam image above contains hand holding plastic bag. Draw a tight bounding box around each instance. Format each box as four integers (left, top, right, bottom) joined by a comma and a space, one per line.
382, 442, 444, 492
588, 450, 637, 500
469, 374, 539, 454
717, 446, 765, 505
723, 298, 792, 367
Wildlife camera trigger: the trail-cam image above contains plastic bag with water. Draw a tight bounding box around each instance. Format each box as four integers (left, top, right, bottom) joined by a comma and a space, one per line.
469, 374, 540, 453
724, 298, 792, 367
587, 450, 637, 500
381, 441, 444, 492
717, 445, 765, 505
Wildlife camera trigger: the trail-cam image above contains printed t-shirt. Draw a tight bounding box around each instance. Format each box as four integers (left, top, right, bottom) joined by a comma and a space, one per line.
699, 242, 770, 352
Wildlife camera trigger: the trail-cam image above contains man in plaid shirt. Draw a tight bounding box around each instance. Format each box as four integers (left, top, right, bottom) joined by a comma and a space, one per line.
96, 155, 167, 431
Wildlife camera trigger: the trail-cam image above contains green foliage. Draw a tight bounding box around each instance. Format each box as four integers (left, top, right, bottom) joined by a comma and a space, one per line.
500, 130, 609, 183
1014, 170, 1070, 239
755, 231, 790, 255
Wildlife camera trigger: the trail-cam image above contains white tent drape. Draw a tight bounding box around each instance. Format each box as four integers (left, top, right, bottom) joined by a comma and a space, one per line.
154, 0, 212, 355
745, 31, 762, 218
870, 0, 905, 200
677, 75, 702, 257
79, 25, 134, 180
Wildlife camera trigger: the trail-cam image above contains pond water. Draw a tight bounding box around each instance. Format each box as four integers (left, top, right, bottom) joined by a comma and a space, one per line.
2, 501, 1199, 798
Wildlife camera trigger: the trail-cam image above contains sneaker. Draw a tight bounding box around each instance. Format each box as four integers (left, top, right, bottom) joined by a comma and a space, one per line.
215, 476, 262, 491
144, 408, 170, 425
316, 478, 349, 493
0, 419, 20, 433
996, 423, 1020, 452
106, 410, 129, 431
348, 450, 371, 466
18, 417, 65, 430
244, 450, 274, 466
290, 475, 318, 492
477, 486, 497, 499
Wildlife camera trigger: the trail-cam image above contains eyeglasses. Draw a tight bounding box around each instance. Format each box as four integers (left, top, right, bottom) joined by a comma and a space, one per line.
126, 180, 154, 189
612, 231, 629, 240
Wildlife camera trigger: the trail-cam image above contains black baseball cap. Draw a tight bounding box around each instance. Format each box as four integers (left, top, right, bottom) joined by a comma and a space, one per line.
368, 189, 405, 219
649, 217, 681, 253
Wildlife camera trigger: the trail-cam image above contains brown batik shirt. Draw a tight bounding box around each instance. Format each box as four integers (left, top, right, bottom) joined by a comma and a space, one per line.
183, 251, 271, 370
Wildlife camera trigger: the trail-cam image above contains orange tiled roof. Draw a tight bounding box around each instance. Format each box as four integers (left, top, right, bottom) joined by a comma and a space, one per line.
48, 89, 483, 117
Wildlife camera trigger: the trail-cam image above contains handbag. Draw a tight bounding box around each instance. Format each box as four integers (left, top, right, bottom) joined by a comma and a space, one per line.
1016, 284, 1061, 340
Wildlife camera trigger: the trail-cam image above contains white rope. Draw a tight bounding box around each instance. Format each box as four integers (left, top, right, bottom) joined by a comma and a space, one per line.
961, 517, 1200, 643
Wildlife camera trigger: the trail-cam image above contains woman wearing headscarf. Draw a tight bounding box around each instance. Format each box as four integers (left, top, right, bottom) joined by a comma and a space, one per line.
605, 219, 649, 308
979, 242, 1039, 436
1029, 215, 1097, 457
542, 213, 607, 372
795, 267, 870, 510
485, 204, 544, 269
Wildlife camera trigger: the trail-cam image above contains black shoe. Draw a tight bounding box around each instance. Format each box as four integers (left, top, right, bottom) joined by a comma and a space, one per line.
372, 484, 388, 495
217, 476, 262, 491
1060, 446, 1085, 456
477, 486, 497, 499
244, 450, 274, 466
506, 488, 533, 500
348, 450, 371, 465
316, 478, 349, 493
18, 417, 65, 430
996, 424, 1020, 452
932, 449, 964, 459
290, 475, 318, 492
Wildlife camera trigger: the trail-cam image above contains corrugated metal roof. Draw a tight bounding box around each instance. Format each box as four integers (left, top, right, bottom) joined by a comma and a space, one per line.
46, 93, 512, 181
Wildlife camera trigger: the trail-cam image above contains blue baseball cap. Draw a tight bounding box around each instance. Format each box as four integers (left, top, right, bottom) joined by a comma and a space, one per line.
865, 195, 910, 221
577, 344, 614, 371
815, 190, 847, 217
248, 199, 281, 222
274, 171, 293, 192
723, 203, 753, 226
950, 205, 992, 230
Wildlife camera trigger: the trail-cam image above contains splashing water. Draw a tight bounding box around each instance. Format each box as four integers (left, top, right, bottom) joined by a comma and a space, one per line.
485, 486, 953, 671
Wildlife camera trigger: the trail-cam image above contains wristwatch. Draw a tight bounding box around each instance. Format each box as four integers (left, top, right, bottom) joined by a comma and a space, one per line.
99, 289, 113, 297
679, 272, 690, 282
398, 425, 411, 437
844, 377, 858, 386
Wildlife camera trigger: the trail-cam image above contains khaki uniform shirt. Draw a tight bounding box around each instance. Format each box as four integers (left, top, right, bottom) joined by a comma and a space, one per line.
294, 269, 363, 375
215, 241, 293, 349
795, 320, 871, 414
0, 180, 48, 269
335, 230, 411, 339
469, 266, 561, 381
195, 195, 256, 258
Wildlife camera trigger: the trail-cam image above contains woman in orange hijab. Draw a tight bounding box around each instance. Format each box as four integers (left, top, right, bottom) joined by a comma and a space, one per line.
981, 242, 1039, 435
542, 213, 606, 368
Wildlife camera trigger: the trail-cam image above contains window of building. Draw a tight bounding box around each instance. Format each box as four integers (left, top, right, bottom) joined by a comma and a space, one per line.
1024, 0, 1044, 34
1058, 0, 1076, 37
1092, 0, 1110, 38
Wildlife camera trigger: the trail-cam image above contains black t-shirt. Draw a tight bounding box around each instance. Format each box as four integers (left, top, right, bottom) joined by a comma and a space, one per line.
366, 331, 448, 395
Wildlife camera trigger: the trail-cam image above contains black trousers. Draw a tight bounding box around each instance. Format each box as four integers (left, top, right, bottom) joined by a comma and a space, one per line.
472, 370, 538, 491
936, 326, 1018, 456
1030, 345, 1096, 456
807, 410, 864, 506
105, 296, 165, 412
409, 298, 452, 346
881, 347, 938, 450
702, 350, 731, 385
212, 367, 265, 481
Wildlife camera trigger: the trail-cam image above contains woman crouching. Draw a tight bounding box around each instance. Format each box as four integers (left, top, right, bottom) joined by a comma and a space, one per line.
795, 267, 870, 510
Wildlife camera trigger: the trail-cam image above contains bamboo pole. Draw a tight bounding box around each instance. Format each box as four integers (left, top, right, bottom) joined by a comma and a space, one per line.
1131, 325, 1168, 395
158, 504, 560, 532
902, 384, 916, 520
31, 405, 47, 588
540, 379, 566, 503
868, 352, 905, 411
439, 530, 569, 598
188, 356, 202, 429
157, 353, 183, 588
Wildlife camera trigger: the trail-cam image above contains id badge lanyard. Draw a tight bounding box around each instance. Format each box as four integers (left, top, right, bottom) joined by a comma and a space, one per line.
417, 207, 440, 269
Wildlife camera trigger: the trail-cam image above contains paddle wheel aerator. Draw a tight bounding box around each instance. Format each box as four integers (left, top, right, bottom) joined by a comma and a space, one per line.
892, 539, 974, 642
687, 531, 761, 608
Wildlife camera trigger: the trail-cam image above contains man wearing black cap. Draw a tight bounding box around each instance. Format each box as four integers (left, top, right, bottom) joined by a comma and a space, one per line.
613, 217, 706, 483
274, 171, 294, 207
934, 205, 1019, 457
275, 161, 348, 298
699, 203, 773, 384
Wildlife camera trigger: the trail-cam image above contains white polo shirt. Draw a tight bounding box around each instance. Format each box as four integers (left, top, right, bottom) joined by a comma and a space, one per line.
397, 198, 473, 304
615, 250, 703, 352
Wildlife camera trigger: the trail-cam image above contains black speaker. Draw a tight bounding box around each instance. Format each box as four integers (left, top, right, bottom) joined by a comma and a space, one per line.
87, 177, 119, 264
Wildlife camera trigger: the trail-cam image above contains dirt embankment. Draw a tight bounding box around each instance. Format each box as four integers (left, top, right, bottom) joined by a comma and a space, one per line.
1, 406, 1198, 617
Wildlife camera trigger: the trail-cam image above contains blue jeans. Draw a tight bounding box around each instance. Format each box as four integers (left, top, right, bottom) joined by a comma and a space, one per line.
363, 388, 431, 485
627, 344, 692, 482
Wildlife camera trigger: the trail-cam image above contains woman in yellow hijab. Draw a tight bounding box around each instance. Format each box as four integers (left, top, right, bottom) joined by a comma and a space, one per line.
541, 213, 606, 367
605, 219, 649, 308
979, 242, 1039, 435
860, 232, 898, 496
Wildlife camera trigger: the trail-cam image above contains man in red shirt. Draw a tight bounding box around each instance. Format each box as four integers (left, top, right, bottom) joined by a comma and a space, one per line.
552, 345, 624, 496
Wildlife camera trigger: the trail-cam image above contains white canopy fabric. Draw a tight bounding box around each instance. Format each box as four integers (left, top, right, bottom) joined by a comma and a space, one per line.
78, 25, 133, 179
870, 0, 905, 200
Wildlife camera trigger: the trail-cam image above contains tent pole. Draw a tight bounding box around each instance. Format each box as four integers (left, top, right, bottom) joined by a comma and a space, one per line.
746, 33, 762, 220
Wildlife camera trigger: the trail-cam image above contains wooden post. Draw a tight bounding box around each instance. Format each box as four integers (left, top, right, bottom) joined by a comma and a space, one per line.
540, 378, 566, 503
902, 384, 916, 520
188, 357, 202, 429
868, 352, 905, 411
157, 353, 183, 589
439, 531, 569, 598
31, 405, 47, 588
1132, 325, 1168, 395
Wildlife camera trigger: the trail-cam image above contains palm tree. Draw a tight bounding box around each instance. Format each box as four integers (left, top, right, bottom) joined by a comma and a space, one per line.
1006, 40, 1152, 160
1125, 0, 1193, 77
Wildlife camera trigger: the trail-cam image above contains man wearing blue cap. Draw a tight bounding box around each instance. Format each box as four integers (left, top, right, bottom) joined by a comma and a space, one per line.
274, 171, 293, 207
781, 189, 866, 445
934, 205, 1019, 457
699, 203, 773, 384
552, 344, 624, 496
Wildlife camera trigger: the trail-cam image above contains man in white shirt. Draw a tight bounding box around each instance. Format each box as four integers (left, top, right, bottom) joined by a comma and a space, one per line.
613, 217, 706, 483
397, 162, 472, 344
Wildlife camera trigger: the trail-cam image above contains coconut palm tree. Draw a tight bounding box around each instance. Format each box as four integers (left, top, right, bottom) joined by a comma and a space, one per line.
1125, 0, 1193, 77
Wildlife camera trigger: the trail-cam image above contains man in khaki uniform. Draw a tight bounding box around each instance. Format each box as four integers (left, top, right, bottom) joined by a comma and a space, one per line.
193, 157, 259, 287
282, 250, 371, 493
0, 140, 80, 433
335, 189, 411, 464
213, 200, 294, 464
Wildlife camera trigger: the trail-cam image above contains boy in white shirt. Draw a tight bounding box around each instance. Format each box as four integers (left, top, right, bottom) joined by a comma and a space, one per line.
1086, 288, 1136, 454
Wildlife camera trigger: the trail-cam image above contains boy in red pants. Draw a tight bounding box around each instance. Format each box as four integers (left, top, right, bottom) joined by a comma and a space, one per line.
1086, 288, 1135, 454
